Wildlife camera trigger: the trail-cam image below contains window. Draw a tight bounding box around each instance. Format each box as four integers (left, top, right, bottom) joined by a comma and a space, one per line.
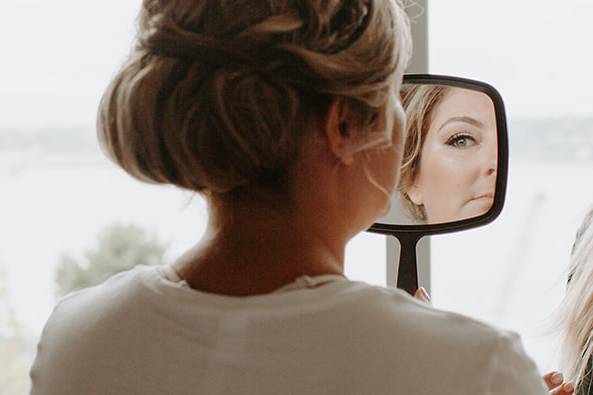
429, 0, 593, 371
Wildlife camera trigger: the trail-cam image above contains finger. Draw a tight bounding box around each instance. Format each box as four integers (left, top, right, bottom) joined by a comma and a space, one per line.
544, 371, 564, 390
550, 382, 574, 394
413, 287, 431, 304
421, 287, 432, 304
413, 288, 425, 301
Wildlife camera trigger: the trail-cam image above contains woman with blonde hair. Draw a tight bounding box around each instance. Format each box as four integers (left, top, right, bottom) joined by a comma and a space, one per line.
30, 0, 564, 394
399, 84, 498, 224
557, 208, 593, 394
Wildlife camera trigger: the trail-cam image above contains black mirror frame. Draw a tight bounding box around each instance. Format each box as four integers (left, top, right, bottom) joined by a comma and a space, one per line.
366, 74, 509, 294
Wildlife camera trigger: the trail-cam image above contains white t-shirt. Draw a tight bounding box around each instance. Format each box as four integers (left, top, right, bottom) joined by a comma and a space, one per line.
30, 265, 547, 394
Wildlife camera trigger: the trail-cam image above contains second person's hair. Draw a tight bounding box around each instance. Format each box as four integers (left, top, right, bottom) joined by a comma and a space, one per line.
558, 207, 593, 394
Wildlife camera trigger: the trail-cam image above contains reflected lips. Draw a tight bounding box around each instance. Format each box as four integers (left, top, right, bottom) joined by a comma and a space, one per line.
471, 193, 494, 202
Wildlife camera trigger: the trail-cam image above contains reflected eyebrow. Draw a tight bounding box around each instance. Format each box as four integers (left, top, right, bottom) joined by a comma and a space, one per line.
438, 116, 484, 133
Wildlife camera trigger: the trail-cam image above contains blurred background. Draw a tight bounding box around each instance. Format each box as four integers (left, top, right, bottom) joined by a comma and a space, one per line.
2, 1, 593, 392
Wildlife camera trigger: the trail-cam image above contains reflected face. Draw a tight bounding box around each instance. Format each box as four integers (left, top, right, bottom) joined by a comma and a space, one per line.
407, 88, 497, 223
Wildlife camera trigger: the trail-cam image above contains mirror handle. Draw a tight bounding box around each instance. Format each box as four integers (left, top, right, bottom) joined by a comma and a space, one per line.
395, 234, 422, 296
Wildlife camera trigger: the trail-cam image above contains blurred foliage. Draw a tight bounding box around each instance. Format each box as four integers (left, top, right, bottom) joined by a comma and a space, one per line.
55, 223, 168, 298
0, 265, 33, 395
0, 224, 168, 393
0, 267, 22, 338
0, 337, 32, 395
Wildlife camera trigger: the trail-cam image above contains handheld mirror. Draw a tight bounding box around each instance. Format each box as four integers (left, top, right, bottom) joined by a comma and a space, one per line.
368, 75, 508, 295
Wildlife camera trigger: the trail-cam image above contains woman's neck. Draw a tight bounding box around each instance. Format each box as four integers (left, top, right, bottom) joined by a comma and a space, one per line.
172, 197, 347, 296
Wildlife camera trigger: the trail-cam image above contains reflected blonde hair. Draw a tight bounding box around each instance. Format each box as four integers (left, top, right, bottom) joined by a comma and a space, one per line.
97, 0, 412, 197
557, 207, 593, 394
398, 84, 449, 222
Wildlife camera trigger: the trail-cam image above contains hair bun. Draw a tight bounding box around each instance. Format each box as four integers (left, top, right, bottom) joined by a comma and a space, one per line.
97, 0, 412, 195
325, 0, 372, 53
139, 15, 254, 67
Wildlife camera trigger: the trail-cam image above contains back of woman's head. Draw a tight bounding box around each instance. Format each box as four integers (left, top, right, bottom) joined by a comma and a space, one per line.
97, 0, 411, 196
558, 207, 593, 393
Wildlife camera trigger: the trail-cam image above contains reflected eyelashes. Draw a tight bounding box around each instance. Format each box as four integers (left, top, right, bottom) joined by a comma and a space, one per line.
445, 132, 478, 149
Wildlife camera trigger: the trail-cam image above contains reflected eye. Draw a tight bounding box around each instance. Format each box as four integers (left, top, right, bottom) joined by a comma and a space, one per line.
446, 132, 478, 149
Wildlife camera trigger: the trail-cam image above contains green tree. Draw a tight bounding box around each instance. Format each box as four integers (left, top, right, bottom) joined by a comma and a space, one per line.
55, 223, 168, 298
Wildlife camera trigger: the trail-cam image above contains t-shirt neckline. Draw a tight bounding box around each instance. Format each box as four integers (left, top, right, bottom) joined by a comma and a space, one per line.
142, 265, 364, 309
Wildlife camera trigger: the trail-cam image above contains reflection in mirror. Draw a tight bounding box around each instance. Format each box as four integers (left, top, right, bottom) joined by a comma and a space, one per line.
381, 84, 498, 225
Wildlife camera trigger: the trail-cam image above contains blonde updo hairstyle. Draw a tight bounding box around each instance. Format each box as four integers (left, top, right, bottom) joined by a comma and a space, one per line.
398, 84, 449, 222
97, 0, 412, 200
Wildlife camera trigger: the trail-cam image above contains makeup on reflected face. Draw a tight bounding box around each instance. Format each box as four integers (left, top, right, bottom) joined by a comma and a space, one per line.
408, 88, 497, 224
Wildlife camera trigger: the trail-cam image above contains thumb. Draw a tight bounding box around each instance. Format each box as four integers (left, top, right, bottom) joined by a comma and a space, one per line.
414, 287, 432, 305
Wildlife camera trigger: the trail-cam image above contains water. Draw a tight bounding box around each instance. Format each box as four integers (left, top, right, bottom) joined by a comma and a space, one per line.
2, 147, 592, 377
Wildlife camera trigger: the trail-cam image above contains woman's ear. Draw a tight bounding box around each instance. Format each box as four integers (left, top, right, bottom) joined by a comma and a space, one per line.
324, 98, 355, 166
407, 182, 423, 205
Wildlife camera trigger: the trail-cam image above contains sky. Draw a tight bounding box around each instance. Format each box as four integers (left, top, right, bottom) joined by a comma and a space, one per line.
2, 1, 593, 125
0, 0, 140, 128
429, 0, 593, 119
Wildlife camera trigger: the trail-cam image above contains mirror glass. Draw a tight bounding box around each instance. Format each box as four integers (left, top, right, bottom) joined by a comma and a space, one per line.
379, 83, 499, 226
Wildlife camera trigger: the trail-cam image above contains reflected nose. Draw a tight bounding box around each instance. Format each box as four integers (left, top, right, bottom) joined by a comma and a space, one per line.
483, 159, 497, 196
484, 144, 497, 178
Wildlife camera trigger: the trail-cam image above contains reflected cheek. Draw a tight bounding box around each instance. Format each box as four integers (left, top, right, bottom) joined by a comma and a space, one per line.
420, 152, 479, 215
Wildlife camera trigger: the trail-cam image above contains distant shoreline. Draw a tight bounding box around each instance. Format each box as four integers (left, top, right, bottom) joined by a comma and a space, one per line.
3, 118, 593, 163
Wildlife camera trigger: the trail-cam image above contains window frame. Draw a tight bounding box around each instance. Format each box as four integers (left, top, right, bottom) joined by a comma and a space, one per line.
385, 1, 430, 291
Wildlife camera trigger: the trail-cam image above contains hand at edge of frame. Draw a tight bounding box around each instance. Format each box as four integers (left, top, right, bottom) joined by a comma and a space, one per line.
413, 287, 431, 305
544, 371, 574, 395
